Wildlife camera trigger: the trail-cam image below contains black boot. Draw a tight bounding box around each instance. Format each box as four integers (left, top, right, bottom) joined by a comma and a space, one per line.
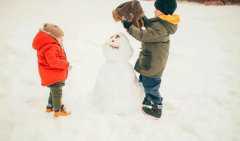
142, 98, 162, 118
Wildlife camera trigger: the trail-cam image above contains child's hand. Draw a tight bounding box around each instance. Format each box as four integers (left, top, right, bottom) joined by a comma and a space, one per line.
122, 20, 132, 29
142, 16, 151, 27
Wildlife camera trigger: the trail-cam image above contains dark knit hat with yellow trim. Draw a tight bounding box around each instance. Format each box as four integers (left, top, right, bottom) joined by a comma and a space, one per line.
154, 0, 177, 15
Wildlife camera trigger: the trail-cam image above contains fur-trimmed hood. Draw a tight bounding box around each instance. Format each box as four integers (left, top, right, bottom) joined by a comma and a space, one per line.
32, 31, 59, 50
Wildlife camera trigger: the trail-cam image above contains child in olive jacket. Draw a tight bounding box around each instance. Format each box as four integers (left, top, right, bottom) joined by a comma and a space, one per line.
122, 0, 180, 118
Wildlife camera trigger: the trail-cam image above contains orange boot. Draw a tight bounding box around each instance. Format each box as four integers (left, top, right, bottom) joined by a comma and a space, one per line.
46, 106, 53, 113
54, 105, 71, 117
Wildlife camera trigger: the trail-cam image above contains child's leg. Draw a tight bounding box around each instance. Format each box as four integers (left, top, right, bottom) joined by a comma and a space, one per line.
46, 92, 54, 112
47, 92, 53, 107
140, 74, 162, 105
49, 84, 64, 111
139, 75, 143, 83
140, 75, 163, 118
49, 82, 70, 117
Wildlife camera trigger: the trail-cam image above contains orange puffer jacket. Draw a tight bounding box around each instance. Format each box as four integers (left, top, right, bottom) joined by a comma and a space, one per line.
32, 31, 69, 86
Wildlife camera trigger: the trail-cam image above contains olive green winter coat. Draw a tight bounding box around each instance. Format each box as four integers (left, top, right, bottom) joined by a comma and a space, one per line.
128, 16, 178, 77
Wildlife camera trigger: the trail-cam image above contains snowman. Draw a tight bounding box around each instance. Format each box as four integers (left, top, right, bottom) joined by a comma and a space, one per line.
92, 33, 142, 115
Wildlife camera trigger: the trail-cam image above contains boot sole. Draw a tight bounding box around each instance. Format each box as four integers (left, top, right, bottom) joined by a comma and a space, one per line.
141, 108, 161, 120
46, 109, 53, 113
54, 112, 71, 118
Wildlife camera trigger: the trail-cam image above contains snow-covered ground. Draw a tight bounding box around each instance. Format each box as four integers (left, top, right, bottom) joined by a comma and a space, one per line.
0, 0, 240, 141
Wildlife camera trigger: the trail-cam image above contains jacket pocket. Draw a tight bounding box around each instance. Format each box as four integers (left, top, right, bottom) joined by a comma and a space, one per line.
139, 50, 152, 70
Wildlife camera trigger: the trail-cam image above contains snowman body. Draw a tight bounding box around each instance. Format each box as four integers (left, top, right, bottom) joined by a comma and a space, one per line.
92, 33, 142, 115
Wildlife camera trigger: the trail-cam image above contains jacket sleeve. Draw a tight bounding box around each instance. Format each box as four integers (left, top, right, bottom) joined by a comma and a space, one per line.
44, 45, 69, 70
127, 25, 167, 43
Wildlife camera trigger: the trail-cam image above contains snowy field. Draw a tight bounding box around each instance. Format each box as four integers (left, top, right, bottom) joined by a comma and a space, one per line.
0, 0, 240, 141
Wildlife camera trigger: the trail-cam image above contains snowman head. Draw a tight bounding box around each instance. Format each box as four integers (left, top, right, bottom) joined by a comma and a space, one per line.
103, 33, 133, 62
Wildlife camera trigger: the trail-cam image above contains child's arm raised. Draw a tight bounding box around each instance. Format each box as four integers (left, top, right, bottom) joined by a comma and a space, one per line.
127, 24, 168, 43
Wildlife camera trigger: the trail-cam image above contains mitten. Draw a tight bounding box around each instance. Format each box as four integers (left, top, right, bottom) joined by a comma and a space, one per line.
122, 20, 133, 29
142, 16, 151, 27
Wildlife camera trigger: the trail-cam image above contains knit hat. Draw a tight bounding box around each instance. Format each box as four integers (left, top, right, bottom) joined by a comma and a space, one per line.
42, 23, 64, 38
154, 0, 177, 15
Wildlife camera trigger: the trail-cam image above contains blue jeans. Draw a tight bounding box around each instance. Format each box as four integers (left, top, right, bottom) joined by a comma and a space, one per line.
139, 75, 163, 104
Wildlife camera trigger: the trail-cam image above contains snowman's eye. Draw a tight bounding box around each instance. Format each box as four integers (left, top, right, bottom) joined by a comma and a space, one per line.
115, 35, 120, 39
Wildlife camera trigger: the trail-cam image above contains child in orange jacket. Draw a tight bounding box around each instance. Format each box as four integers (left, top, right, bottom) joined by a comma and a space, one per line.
32, 23, 70, 117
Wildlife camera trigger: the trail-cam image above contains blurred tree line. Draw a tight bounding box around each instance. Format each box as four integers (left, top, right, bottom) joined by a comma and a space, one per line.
178, 0, 240, 5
